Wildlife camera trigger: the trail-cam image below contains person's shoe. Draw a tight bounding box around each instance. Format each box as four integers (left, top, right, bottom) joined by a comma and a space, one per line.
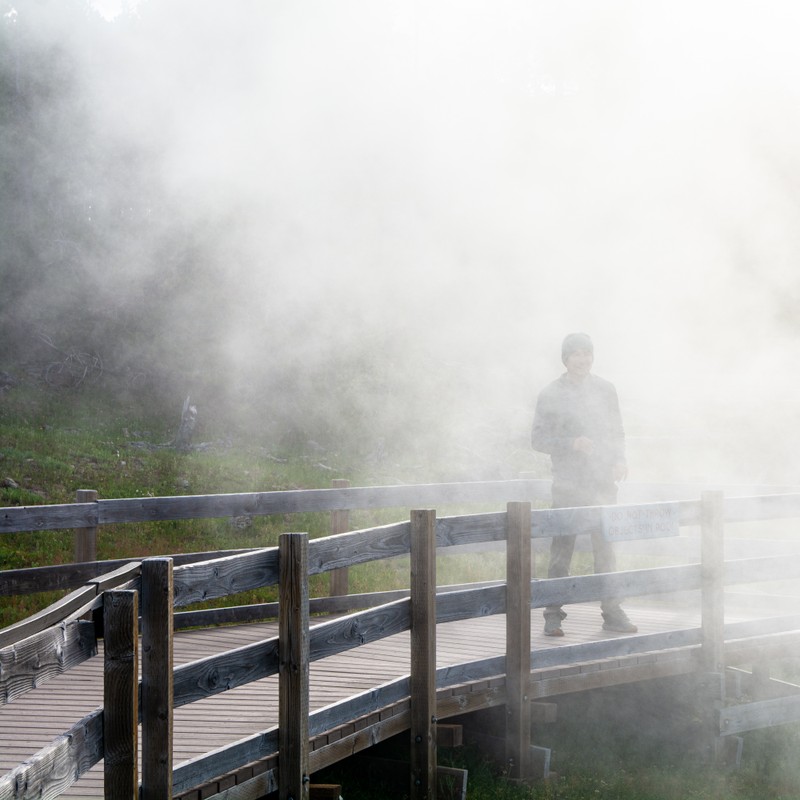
544, 610, 567, 637
544, 617, 564, 636
602, 610, 638, 633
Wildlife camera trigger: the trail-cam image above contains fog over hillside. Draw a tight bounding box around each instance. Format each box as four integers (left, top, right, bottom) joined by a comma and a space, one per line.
3, 1, 800, 481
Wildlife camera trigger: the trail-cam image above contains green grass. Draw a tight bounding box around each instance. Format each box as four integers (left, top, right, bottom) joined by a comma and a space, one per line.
312, 730, 800, 800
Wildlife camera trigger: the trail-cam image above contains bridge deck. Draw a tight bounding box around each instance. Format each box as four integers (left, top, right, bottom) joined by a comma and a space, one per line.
1, 599, 744, 798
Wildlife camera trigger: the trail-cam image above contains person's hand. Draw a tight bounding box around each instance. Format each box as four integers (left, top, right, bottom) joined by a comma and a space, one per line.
572, 437, 594, 454
613, 463, 628, 482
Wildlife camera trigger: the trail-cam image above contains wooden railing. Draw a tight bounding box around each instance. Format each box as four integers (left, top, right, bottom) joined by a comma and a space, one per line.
2, 483, 800, 799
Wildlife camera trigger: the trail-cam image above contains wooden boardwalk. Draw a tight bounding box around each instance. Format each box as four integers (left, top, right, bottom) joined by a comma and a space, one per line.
1, 599, 731, 798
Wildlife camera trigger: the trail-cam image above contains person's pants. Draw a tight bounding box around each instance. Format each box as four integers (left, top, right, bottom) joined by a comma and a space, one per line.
544, 530, 622, 619
544, 483, 623, 621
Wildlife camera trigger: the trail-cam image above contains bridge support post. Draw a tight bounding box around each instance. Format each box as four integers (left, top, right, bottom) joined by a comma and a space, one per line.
141, 558, 174, 800
279, 532, 310, 800
506, 502, 532, 780
104, 589, 139, 800
410, 509, 437, 800
701, 490, 725, 763
329, 479, 351, 597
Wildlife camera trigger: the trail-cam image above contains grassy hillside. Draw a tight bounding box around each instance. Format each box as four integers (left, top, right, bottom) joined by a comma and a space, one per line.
0, 383, 516, 626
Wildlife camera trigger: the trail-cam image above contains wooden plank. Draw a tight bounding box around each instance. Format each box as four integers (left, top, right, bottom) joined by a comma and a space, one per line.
435, 513, 506, 547
436, 584, 506, 624
531, 500, 700, 539
724, 493, 800, 523
141, 558, 174, 800
531, 564, 702, 610
0, 562, 141, 649
720, 695, 800, 735
98, 480, 552, 527
173, 549, 279, 608
0, 620, 96, 704
531, 653, 698, 698
0, 584, 98, 648
0, 550, 254, 598
308, 711, 411, 774
278, 533, 310, 800
103, 590, 138, 800
172, 731, 279, 796
724, 554, 800, 585
309, 677, 411, 738
505, 502, 531, 780
0, 708, 103, 800
172, 600, 410, 708
410, 509, 436, 800
1, 480, 551, 535
308, 521, 410, 573
0, 502, 97, 534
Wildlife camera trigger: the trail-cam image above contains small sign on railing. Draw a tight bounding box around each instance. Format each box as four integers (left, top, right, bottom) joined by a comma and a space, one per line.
601, 503, 680, 541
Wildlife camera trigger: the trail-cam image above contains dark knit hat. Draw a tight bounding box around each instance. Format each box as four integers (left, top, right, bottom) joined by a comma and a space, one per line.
561, 332, 593, 364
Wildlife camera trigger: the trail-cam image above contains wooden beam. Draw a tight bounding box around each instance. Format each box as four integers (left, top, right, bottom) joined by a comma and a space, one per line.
279, 533, 310, 800
410, 509, 437, 800
720, 695, 800, 736
103, 589, 138, 800
329, 479, 350, 597
701, 490, 725, 673
74, 489, 98, 564
141, 558, 174, 800
505, 502, 531, 780
0, 479, 553, 533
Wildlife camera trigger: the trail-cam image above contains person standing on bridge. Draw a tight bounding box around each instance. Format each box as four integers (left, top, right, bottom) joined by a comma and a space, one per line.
531, 332, 638, 636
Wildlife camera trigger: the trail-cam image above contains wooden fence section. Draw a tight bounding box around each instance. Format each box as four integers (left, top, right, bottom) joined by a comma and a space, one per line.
2, 483, 800, 799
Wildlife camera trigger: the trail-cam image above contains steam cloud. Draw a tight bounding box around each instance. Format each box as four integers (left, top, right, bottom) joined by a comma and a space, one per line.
5, 0, 800, 482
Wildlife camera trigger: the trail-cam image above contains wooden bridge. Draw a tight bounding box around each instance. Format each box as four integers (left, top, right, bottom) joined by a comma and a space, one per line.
2, 479, 800, 799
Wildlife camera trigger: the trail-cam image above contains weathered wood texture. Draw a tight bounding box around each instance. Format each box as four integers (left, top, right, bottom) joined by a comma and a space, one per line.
74, 489, 98, 564
701, 491, 725, 674
0, 619, 96, 704
0, 480, 552, 534
103, 590, 138, 800
505, 502, 531, 780
329, 479, 350, 597
0, 708, 103, 800
4, 486, 800, 799
720, 695, 800, 736
410, 510, 437, 800
279, 533, 310, 800
141, 559, 174, 800
0, 549, 252, 598
4, 602, 798, 800
0, 562, 142, 650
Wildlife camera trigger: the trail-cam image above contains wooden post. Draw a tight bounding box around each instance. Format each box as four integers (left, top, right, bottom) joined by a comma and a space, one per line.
141, 558, 174, 800
74, 489, 98, 563
329, 479, 351, 597
701, 490, 725, 673
700, 490, 725, 763
104, 589, 139, 800
410, 509, 437, 800
279, 533, 310, 800
505, 502, 532, 780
